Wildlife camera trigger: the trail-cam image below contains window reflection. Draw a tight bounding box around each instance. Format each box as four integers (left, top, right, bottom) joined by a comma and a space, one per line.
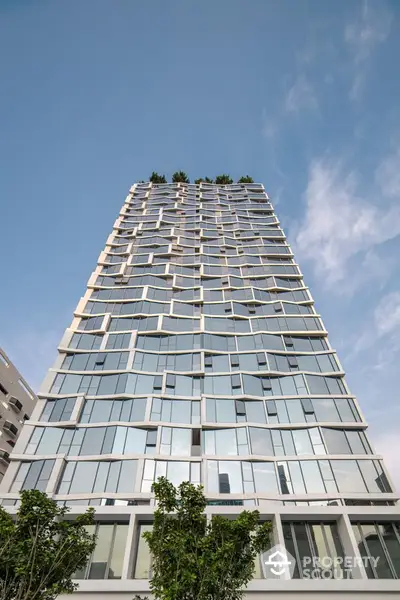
141, 460, 200, 491
57, 460, 137, 494
353, 522, 400, 579
134, 523, 153, 578
74, 522, 128, 580
282, 521, 345, 579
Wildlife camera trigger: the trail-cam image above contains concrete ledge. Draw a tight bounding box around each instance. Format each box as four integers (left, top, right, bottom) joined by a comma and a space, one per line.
59, 578, 400, 599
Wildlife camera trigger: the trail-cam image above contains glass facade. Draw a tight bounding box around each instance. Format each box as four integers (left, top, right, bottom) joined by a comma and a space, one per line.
352, 522, 400, 579
282, 521, 345, 579
2, 181, 398, 585
74, 522, 129, 579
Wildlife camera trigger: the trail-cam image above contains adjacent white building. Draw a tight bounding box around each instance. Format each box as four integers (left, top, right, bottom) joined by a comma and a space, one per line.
0, 347, 37, 481
1, 180, 399, 598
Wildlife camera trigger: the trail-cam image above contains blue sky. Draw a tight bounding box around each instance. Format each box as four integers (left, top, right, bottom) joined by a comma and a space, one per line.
1, 0, 400, 487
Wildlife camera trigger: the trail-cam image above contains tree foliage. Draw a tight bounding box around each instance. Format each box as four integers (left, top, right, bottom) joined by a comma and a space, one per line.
195, 177, 214, 184
215, 174, 233, 185
238, 176, 254, 183
172, 171, 190, 183
143, 478, 272, 600
149, 172, 167, 183
0, 490, 96, 600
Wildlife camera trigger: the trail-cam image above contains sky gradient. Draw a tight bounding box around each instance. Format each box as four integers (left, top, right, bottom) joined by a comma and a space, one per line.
1, 0, 400, 488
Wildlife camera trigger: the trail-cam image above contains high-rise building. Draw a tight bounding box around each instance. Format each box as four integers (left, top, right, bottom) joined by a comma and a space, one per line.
0, 347, 37, 482
1, 181, 399, 597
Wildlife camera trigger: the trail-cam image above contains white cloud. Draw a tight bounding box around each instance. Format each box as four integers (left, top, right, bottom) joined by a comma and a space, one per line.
348, 248, 393, 297
285, 75, 318, 113
343, 289, 400, 365
345, 1, 392, 101
261, 109, 278, 140
375, 147, 400, 197
294, 154, 400, 289
349, 71, 365, 102
345, 0, 392, 63
374, 292, 400, 336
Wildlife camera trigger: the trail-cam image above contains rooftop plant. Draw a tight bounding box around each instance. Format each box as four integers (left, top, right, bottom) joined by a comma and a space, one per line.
215, 174, 233, 184
149, 172, 167, 184
172, 171, 190, 183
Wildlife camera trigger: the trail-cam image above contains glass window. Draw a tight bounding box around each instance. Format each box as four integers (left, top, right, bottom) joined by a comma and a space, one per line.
150, 398, 197, 424
75, 522, 128, 580
306, 375, 329, 395
353, 522, 400, 579
249, 428, 273, 456
204, 375, 234, 396
164, 461, 190, 486
133, 523, 153, 578
53, 374, 81, 395
35, 427, 64, 454
253, 462, 278, 493
242, 375, 262, 397
216, 429, 239, 455
160, 428, 191, 456
282, 521, 345, 579
40, 398, 76, 422
285, 400, 306, 423
81, 399, 111, 423
68, 462, 98, 493
117, 460, 138, 492
322, 428, 351, 455
346, 430, 369, 454
280, 430, 295, 455
335, 398, 359, 422
292, 430, 313, 455
312, 398, 341, 422
358, 460, 391, 493
275, 400, 290, 424
69, 333, 103, 350
245, 400, 266, 423
141, 460, 198, 490
208, 399, 236, 423
58, 460, 137, 494
81, 428, 108, 455
217, 461, 243, 493
330, 460, 367, 493
171, 400, 192, 423
10, 460, 55, 493
97, 375, 120, 395
88, 524, 115, 579
300, 461, 326, 493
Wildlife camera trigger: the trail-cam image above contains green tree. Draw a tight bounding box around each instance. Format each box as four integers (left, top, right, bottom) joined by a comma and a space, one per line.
0, 490, 96, 600
172, 171, 190, 183
143, 478, 272, 600
195, 177, 214, 184
149, 172, 167, 184
238, 176, 254, 183
215, 174, 233, 185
